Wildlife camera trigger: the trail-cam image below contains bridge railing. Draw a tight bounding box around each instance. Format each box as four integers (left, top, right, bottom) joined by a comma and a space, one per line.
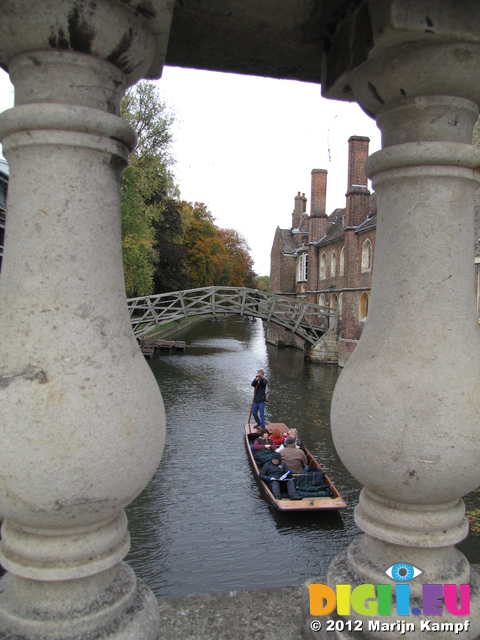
127, 286, 335, 346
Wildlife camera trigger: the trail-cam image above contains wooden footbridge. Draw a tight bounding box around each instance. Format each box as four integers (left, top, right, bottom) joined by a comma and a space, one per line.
127, 286, 335, 346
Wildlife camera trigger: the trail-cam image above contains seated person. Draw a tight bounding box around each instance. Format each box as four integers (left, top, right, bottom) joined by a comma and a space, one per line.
253, 428, 277, 466
270, 427, 285, 449
253, 429, 276, 452
283, 427, 306, 452
280, 436, 308, 475
259, 452, 302, 500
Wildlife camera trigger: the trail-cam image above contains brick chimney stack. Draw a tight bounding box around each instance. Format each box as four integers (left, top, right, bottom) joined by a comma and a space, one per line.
345, 136, 370, 228
309, 169, 328, 242
292, 191, 307, 229
347, 136, 369, 193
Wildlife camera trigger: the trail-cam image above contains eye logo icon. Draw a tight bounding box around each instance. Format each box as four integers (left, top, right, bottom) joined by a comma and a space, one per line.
309, 561, 470, 619
385, 563, 423, 582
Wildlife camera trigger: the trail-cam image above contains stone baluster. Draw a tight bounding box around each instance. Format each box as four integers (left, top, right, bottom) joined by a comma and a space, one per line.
0, 1, 173, 638
303, 9, 480, 640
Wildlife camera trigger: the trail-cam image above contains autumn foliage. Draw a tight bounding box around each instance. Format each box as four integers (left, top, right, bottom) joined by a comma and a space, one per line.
121, 82, 258, 297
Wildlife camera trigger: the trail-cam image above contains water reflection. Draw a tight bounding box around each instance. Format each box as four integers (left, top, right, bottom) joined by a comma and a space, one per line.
125, 317, 479, 597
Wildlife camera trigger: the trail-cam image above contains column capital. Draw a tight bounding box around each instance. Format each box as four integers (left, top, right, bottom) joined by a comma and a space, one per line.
0, 0, 174, 85
322, 0, 480, 111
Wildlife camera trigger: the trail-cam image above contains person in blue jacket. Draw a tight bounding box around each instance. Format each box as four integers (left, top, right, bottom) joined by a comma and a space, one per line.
251, 369, 268, 428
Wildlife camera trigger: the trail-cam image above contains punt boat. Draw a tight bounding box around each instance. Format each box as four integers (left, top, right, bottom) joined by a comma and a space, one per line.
245, 422, 346, 512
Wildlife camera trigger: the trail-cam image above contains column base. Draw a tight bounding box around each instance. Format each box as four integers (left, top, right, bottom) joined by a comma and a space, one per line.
302, 560, 480, 640
0, 562, 160, 639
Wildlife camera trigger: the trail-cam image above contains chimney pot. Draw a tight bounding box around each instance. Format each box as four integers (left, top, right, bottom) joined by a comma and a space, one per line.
293, 191, 307, 228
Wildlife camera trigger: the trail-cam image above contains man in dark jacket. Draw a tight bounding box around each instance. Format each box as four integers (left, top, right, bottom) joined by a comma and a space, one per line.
251, 369, 268, 428
259, 452, 302, 500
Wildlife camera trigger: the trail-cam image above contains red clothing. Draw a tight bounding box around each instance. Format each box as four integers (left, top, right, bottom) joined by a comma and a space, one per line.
270, 435, 284, 447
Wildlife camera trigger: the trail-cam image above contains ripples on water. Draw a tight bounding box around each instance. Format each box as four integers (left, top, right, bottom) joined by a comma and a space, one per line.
125, 317, 480, 597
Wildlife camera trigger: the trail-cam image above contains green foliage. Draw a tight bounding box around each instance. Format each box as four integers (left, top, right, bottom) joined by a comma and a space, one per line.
255, 275, 270, 292
153, 198, 189, 293
120, 81, 176, 297
121, 82, 258, 296
467, 489, 480, 535
121, 161, 156, 297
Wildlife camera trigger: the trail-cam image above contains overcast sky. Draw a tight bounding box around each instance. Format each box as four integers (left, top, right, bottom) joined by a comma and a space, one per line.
0, 66, 381, 276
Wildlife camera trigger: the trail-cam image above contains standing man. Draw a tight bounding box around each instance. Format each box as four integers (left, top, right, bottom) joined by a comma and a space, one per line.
251, 369, 268, 428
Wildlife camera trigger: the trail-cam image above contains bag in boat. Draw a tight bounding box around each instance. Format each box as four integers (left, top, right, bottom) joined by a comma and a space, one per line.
295, 471, 333, 497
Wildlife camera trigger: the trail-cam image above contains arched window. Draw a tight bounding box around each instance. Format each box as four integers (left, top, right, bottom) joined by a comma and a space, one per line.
338, 292, 343, 328
340, 246, 345, 277
361, 239, 372, 272
329, 293, 338, 328
331, 251, 336, 278
318, 293, 326, 307
359, 291, 369, 321
319, 252, 326, 280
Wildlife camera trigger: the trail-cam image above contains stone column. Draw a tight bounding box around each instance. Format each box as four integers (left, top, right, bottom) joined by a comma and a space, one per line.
0, 1, 173, 638
303, 3, 480, 638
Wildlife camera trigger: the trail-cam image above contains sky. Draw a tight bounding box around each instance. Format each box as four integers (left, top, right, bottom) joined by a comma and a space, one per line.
0, 66, 381, 276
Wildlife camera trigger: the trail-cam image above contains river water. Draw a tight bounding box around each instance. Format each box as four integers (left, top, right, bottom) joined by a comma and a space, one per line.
125, 317, 480, 597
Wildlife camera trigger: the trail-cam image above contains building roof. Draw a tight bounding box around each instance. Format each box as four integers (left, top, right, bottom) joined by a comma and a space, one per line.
356, 210, 377, 234
312, 208, 346, 248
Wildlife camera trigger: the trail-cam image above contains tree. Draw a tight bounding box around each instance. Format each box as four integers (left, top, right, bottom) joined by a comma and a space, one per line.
184, 203, 227, 287
120, 82, 259, 295
120, 81, 176, 297
255, 275, 270, 292
152, 198, 189, 293
219, 228, 257, 287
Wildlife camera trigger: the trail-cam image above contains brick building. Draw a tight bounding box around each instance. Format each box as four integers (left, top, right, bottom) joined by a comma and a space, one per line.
269, 136, 376, 366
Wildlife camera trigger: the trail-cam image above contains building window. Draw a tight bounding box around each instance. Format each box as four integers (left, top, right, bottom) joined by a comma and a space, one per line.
329, 293, 338, 328
361, 239, 372, 272
340, 247, 345, 277
359, 291, 369, 321
319, 252, 326, 280
297, 253, 308, 281
331, 251, 336, 278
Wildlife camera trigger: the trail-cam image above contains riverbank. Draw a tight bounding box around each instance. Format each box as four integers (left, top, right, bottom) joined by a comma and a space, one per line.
139, 315, 207, 342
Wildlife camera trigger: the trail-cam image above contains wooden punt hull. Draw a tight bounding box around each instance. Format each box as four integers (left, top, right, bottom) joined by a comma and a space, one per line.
245, 422, 346, 512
